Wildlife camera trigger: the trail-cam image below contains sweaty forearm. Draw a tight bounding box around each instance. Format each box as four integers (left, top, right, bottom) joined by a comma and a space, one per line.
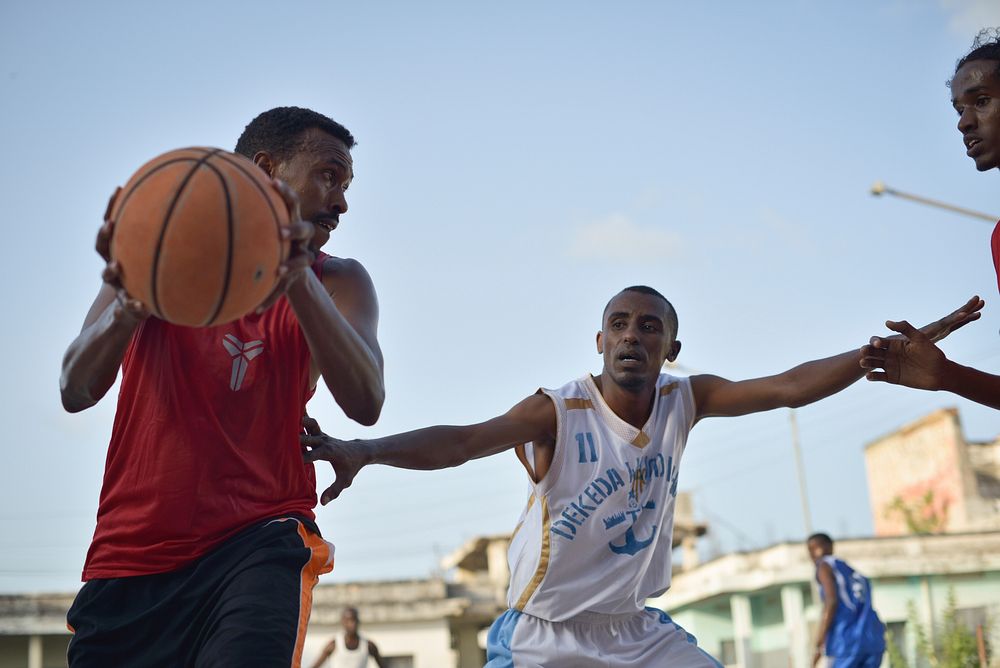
287, 272, 384, 425
783, 349, 865, 408
941, 361, 1000, 409
60, 301, 140, 412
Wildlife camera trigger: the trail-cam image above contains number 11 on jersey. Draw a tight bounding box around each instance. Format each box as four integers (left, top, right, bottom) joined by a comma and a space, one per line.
576, 432, 597, 463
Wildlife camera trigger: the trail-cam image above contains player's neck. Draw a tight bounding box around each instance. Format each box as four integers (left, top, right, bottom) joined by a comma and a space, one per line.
344, 632, 360, 648
594, 373, 656, 428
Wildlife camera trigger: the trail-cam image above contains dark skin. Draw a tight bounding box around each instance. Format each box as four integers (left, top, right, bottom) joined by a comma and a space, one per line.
60, 128, 384, 425
302, 290, 979, 505
807, 538, 838, 667
860, 59, 1000, 409
309, 609, 386, 668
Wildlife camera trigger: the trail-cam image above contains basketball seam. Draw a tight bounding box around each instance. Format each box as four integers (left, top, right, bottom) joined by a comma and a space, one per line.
212, 152, 287, 278
150, 149, 224, 321
198, 161, 234, 327
112, 157, 202, 224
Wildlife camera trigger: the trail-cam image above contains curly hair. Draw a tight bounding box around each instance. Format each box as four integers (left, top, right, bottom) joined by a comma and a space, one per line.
234, 107, 356, 161
949, 27, 1000, 87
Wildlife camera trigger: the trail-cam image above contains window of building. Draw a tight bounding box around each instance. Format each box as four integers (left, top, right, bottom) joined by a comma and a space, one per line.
886, 621, 907, 663
718, 639, 737, 666
383, 656, 414, 668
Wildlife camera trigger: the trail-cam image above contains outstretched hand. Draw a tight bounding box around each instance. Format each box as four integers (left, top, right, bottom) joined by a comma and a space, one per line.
301, 415, 370, 505
860, 320, 949, 390
859, 295, 983, 390
917, 295, 983, 343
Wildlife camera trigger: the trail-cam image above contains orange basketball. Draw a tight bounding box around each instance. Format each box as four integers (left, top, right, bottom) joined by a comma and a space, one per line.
107, 147, 290, 327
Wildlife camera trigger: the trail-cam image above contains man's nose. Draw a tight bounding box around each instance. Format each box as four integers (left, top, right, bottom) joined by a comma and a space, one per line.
958, 107, 977, 134
330, 189, 348, 216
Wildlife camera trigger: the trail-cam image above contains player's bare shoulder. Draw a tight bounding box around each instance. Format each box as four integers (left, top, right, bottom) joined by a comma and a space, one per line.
320, 255, 376, 300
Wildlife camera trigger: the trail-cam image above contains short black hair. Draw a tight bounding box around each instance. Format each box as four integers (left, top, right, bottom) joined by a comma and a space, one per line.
949, 27, 1000, 87
604, 285, 679, 337
234, 107, 356, 162
807, 532, 834, 549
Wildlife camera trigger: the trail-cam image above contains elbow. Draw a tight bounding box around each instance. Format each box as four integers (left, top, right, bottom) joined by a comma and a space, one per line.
60, 384, 95, 413
346, 387, 385, 427
60, 366, 100, 413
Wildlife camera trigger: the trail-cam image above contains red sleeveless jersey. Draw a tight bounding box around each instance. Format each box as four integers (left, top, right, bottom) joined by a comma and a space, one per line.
992, 220, 999, 294
82, 257, 328, 580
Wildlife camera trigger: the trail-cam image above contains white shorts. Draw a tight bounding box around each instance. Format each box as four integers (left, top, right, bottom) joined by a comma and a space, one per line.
485, 607, 724, 668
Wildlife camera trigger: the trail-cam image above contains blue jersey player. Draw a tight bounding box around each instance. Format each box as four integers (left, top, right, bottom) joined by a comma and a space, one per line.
807, 533, 885, 668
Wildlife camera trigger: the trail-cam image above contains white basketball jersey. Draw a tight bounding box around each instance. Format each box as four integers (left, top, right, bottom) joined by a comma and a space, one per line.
330, 633, 369, 668
506, 373, 695, 621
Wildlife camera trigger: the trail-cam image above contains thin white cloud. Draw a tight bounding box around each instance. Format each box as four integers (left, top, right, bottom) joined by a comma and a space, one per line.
568, 213, 681, 262
939, 0, 1000, 37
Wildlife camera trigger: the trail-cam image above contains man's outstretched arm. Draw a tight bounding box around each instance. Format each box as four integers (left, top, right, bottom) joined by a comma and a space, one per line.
861, 318, 1000, 410
302, 393, 556, 504
692, 296, 983, 421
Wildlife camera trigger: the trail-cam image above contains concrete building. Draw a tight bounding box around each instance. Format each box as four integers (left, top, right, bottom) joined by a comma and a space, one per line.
865, 408, 1000, 536
648, 531, 1000, 668
649, 408, 1000, 668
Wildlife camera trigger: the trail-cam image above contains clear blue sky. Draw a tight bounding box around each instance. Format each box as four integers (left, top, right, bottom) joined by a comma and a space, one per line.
1, 0, 999, 593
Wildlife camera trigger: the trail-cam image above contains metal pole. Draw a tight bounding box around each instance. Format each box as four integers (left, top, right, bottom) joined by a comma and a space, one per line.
870, 181, 998, 223
790, 408, 821, 613
789, 409, 813, 535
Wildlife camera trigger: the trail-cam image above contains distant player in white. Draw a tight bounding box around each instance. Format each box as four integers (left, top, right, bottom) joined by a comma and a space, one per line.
309, 607, 386, 668
303, 286, 976, 667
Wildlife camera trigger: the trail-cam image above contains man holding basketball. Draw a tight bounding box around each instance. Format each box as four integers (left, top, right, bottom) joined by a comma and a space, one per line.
60, 107, 384, 667
861, 28, 999, 408
302, 286, 977, 667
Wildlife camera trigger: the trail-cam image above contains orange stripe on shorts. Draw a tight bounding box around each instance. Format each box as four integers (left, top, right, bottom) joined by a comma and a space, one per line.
290, 521, 334, 668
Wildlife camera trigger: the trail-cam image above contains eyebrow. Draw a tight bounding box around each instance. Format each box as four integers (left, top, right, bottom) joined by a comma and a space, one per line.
319, 159, 354, 180
953, 85, 989, 105
606, 311, 664, 325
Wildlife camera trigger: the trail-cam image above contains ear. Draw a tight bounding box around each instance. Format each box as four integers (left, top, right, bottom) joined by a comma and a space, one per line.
596, 330, 604, 354
666, 340, 681, 363
252, 151, 277, 178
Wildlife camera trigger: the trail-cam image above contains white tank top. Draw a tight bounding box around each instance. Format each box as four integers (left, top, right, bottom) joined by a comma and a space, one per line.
330, 632, 369, 668
507, 373, 695, 621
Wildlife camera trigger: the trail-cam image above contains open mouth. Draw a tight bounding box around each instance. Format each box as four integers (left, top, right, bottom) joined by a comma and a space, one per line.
315, 218, 337, 231
618, 351, 643, 366
966, 137, 982, 155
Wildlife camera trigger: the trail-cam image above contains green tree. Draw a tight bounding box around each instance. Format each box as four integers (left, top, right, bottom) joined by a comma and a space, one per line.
897, 588, 989, 668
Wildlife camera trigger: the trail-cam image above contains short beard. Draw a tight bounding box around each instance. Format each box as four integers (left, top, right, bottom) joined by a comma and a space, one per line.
612, 371, 648, 392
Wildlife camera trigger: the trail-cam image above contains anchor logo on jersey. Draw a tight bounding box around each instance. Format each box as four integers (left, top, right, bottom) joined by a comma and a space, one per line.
608, 497, 658, 556
222, 334, 264, 391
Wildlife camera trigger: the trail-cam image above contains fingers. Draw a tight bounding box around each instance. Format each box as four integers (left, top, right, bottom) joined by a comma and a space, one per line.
301, 436, 328, 461
271, 178, 302, 221
283, 218, 313, 243
865, 371, 889, 383
114, 291, 150, 323
958, 295, 985, 315
302, 414, 322, 436
859, 344, 887, 370
885, 319, 923, 341
96, 221, 114, 262
101, 260, 124, 290
103, 186, 122, 223
946, 311, 981, 334
320, 480, 346, 505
